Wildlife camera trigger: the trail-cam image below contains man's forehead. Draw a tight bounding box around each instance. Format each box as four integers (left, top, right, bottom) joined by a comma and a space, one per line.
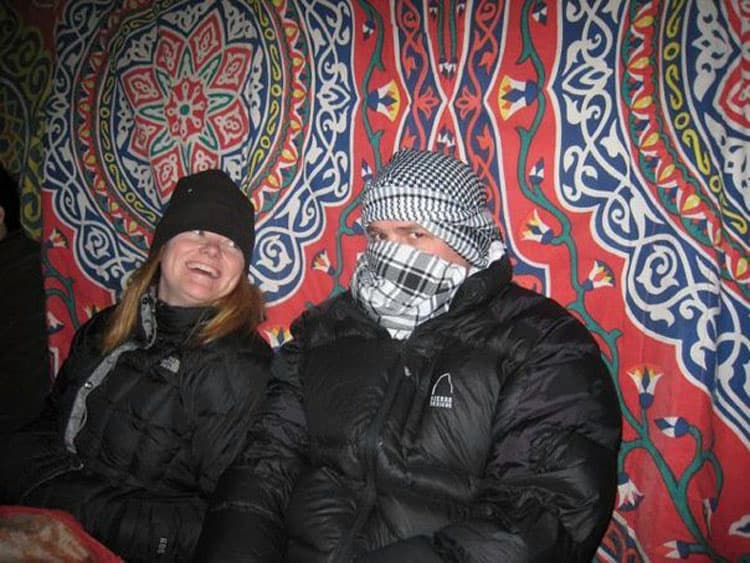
366, 220, 427, 232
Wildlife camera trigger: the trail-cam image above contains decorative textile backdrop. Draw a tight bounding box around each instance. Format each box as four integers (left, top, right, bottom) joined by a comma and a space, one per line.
0, 0, 747, 561
0, 0, 55, 240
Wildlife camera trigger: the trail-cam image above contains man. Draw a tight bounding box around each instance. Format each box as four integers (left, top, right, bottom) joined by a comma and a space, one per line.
194, 149, 622, 562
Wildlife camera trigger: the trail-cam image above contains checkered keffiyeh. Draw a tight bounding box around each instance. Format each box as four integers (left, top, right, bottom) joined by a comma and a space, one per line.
361, 149, 502, 267
350, 240, 467, 336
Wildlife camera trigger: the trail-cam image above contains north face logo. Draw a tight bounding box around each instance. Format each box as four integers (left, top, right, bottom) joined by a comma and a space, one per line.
159, 355, 180, 373
429, 373, 453, 409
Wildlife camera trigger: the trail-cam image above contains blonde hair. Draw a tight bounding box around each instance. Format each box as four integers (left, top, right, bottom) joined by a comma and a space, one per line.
100, 249, 264, 353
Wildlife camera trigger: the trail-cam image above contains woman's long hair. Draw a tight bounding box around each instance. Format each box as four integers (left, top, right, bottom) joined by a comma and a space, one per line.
100, 248, 265, 353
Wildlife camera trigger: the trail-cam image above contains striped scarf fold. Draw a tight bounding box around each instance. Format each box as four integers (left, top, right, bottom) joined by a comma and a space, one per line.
350, 240, 467, 338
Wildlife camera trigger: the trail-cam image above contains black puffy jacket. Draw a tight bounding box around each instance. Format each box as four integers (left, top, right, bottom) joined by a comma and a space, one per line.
195, 256, 622, 562
0, 295, 272, 561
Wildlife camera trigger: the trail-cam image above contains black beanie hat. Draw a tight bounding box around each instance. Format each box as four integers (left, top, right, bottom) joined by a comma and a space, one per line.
151, 169, 255, 264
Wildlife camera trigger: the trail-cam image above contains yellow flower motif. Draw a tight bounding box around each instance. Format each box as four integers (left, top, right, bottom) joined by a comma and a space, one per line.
585, 260, 615, 290
48, 228, 68, 248
312, 250, 333, 274
265, 326, 292, 349
521, 209, 552, 243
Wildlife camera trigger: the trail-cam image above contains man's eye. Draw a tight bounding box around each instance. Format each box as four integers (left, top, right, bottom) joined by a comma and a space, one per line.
367, 231, 385, 241
408, 230, 426, 239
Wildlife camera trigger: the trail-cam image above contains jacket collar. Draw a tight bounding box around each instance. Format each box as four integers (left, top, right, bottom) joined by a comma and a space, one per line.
400, 254, 511, 353
449, 253, 512, 313
134, 287, 214, 346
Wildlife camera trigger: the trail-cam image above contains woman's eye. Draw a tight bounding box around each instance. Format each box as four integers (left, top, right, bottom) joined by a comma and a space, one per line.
223, 240, 243, 255
408, 230, 425, 239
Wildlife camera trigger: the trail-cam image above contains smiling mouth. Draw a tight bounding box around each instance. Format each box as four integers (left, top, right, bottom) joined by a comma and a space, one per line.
187, 262, 219, 279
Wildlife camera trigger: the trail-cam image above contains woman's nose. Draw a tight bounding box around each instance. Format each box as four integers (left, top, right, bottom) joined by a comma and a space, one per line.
200, 240, 221, 255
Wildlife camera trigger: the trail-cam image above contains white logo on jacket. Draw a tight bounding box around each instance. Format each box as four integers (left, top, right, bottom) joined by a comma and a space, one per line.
429, 372, 454, 409
159, 355, 180, 373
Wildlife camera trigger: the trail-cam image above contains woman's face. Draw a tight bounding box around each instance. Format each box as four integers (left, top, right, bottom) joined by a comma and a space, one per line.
158, 230, 245, 307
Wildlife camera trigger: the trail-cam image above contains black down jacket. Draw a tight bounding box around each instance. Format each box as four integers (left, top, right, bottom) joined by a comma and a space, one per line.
0, 296, 272, 561
194, 256, 622, 562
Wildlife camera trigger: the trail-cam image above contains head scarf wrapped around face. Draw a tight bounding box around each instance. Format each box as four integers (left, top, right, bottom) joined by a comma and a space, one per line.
352, 149, 504, 337
360, 148, 502, 268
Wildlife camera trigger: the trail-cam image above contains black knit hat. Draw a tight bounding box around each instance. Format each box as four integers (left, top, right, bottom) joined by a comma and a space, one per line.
151, 169, 255, 264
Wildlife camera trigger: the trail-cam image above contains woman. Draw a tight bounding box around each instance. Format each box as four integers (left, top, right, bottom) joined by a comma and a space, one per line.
0, 169, 272, 561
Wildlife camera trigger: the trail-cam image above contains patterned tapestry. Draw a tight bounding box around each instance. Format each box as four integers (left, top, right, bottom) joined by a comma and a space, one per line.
0, 0, 55, 239
1, 0, 747, 561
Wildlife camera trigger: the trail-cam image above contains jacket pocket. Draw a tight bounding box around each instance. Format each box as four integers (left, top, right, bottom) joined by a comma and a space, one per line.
19, 453, 84, 503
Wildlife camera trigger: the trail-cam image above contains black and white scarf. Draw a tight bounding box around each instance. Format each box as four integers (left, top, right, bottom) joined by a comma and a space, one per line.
350, 240, 468, 338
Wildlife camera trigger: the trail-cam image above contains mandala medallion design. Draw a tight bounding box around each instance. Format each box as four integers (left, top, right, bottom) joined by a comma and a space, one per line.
72, 0, 309, 253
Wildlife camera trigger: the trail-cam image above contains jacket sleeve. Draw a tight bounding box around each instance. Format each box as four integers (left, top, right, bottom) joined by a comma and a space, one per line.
192, 336, 310, 562
32, 309, 110, 433
361, 315, 622, 563
0, 312, 107, 502
186, 337, 273, 494
26, 470, 207, 561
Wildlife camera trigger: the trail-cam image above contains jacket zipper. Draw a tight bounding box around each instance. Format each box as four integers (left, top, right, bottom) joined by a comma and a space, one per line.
332, 355, 407, 563
20, 457, 84, 502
